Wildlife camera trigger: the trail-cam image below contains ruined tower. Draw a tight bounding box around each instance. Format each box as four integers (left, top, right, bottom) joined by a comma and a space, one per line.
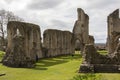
72, 8, 94, 53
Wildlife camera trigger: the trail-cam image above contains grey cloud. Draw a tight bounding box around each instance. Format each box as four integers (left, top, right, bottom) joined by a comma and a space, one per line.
94, 35, 106, 43
27, 0, 65, 10
7, 0, 119, 43
4, 0, 16, 4
87, 0, 120, 9
50, 19, 72, 31
51, 20, 68, 27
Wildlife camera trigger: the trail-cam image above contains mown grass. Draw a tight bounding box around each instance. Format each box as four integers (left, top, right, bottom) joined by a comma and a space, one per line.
0, 52, 82, 80
0, 51, 4, 62
0, 51, 120, 80
98, 50, 108, 55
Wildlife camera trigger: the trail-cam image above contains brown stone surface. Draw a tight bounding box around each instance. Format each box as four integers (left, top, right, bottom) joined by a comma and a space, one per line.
88, 35, 94, 45
72, 8, 94, 53
80, 44, 120, 73
43, 29, 73, 57
107, 9, 120, 54
2, 21, 42, 68
80, 9, 120, 73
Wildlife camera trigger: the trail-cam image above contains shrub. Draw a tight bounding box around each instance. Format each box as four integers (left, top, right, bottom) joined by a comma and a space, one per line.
70, 73, 107, 80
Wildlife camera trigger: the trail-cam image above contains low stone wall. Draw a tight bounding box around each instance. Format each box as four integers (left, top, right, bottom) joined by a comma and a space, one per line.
79, 44, 120, 73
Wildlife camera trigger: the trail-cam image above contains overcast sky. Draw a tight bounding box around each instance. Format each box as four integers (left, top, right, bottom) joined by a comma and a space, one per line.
0, 0, 120, 43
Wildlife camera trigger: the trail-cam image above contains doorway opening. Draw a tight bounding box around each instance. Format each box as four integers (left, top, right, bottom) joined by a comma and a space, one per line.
74, 39, 81, 54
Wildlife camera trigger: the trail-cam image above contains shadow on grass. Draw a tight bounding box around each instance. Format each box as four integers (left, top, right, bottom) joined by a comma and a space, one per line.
0, 51, 82, 70
38, 59, 68, 67
32, 58, 69, 70
33, 67, 48, 70
59, 54, 82, 60
32, 54, 82, 70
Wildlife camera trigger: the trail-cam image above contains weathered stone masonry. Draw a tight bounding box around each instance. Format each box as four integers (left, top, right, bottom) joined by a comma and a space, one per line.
107, 9, 120, 54
43, 29, 73, 57
80, 9, 120, 73
2, 21, 42, 68
2, 9, 94, 66
72, 8, 94, 54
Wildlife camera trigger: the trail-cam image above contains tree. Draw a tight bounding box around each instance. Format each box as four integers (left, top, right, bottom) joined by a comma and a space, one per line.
0, 9, 23, 51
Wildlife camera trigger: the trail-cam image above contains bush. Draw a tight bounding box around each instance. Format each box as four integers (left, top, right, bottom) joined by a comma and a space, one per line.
70, 73, 107, 80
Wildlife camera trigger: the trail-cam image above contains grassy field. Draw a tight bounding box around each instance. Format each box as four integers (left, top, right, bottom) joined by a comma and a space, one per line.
0, 52, 82, 80
0, 51, 120, 80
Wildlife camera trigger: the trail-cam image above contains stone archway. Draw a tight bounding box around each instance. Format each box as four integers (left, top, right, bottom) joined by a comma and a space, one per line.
74, 39, 83, 54
75, 39, 81, 51
72, 36, 84, 54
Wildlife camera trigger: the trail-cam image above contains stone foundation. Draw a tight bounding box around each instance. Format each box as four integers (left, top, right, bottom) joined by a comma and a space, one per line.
80, 64, 120, 73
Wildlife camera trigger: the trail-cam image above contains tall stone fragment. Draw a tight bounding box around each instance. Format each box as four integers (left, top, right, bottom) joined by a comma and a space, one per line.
107, 9, 120, 54
43, 29, 73, 57
72, 8, 94, 53
2, 21, 42, 68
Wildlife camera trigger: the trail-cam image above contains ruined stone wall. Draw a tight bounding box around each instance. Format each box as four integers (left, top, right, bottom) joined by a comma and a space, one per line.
79, 9, 120, 73
43, 29, 73, 57
107, 9, 120, 54
80, 44, 120, 73
2, 21, 42, 67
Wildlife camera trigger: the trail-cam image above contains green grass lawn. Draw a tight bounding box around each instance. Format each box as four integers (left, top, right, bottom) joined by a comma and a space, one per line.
0, 51, 120, 80
0, 52, 82, 80
98, 50, 108, 55
0, 51, 4, 62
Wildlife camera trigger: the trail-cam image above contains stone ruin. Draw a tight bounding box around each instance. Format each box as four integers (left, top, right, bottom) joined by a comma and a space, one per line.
1, 8, 95, 68
43, 29, 73, 57
80, 44, 120, 73
72, 8, 94, 52
80, 9, 120, 73
2, 8, 120, 72
72, 8, 94, 54
2, 21, 42, 68
42, 8, 94, 57
107, 9, 120, 54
